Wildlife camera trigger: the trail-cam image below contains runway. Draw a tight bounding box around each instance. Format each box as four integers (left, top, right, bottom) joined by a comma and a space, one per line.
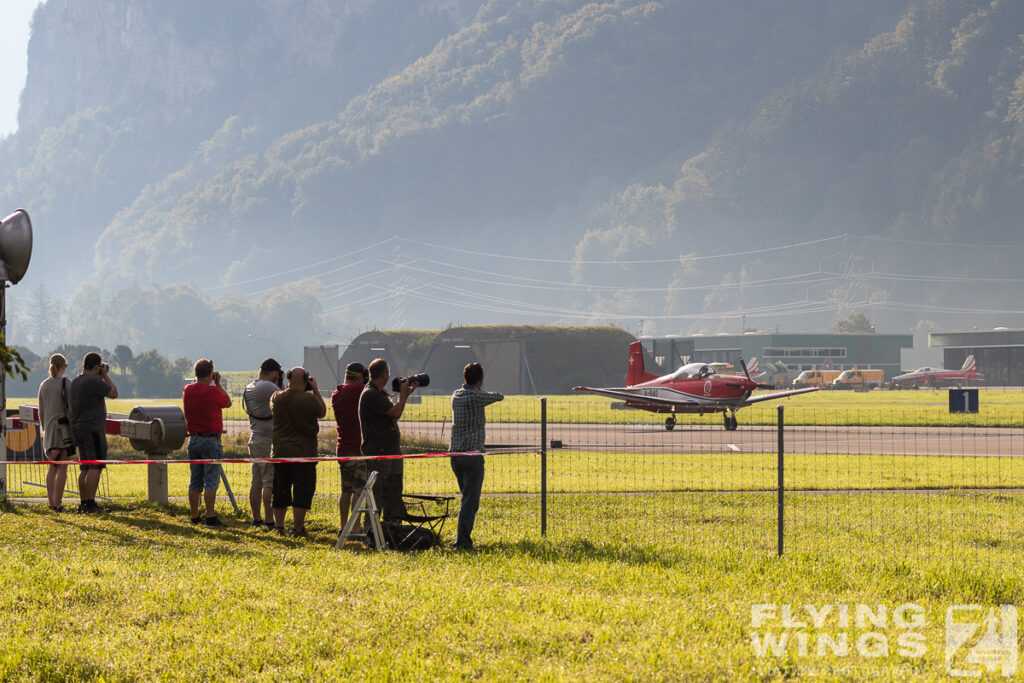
312, 421, 1022, 459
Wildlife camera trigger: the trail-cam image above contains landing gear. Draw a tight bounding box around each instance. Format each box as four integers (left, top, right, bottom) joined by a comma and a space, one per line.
664, 416, 676, 431
723, 411, 738, 431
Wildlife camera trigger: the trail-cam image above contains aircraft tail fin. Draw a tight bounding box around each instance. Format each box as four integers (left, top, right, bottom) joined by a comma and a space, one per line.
748, 357, 760, 377
626, 341, 658, 386
962, 354, 977, 375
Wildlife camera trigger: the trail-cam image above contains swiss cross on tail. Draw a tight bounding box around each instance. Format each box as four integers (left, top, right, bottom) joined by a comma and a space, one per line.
891, 354, 982, 388
574, 341, 819, 431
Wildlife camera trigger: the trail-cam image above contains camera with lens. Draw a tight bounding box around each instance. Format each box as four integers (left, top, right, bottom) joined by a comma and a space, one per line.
392, 372, 429, 392
305, 375, 314, 392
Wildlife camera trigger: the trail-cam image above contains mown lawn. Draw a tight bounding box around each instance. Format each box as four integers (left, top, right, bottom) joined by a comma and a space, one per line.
4, 392, 1023, 679
0, 491, 1021, 681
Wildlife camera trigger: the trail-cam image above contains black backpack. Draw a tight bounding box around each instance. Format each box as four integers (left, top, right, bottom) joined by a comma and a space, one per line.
367, 522, 437, 551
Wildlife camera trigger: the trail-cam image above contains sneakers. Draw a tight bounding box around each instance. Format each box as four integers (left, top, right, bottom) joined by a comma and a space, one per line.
78, 500, 102, 514
203, 516, 224, 527
264, 521, 276, 530
190, 516, 201, 524
290, 528, 308, 539
250, 519, 264, 528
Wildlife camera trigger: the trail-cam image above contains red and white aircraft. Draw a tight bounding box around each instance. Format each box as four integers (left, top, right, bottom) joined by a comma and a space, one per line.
891, 355, 980, 388
746, 357, 766, 381
573, 342, 819, 431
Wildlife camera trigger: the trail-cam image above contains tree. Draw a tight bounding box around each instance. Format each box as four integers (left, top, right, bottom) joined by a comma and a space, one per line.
113, 345, 133, 375
28, 284, 61, 351
832, 312, 874, 333
52, 344, 110, 370
131, 349, 189, 397
0, 336, 30, 380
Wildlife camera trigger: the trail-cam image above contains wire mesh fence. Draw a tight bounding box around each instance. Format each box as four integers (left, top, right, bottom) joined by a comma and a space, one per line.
3, 393, 1022, 560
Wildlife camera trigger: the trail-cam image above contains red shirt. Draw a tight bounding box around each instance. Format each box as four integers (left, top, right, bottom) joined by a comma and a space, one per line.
331, 381, 364, 453
183, 382, 230, 435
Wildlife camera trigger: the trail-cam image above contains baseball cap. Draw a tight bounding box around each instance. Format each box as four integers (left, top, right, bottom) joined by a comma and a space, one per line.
260, 358, 282, 373
345, 362, 366, 381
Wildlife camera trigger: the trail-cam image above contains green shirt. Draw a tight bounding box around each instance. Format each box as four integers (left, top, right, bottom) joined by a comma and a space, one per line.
271, 389, 321, 458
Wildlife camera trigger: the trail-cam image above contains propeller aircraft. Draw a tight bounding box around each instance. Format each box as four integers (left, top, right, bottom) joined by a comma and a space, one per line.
573, 341, 819, 431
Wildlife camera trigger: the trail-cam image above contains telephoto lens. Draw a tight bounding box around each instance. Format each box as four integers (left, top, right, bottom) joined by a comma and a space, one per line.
392, 373, 430, 391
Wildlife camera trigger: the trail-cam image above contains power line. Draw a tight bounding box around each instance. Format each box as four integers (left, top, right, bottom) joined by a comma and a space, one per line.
397, 234, 844, 264
203, 238, 394, 293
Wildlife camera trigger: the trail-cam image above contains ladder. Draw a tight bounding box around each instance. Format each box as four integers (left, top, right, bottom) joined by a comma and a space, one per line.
335, 470, 386, 550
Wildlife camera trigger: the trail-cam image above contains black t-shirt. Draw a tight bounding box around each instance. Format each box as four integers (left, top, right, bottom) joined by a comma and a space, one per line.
69, 374, 111, 432
358, 383, 400, 455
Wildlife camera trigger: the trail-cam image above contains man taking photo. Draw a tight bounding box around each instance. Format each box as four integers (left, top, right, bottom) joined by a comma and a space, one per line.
271, 366, 327, 538
359, 358, 416, 526
332, 362, 367, 534
183, 358, 231, 527
69, 352, 118, 514
243, 358, 283, 529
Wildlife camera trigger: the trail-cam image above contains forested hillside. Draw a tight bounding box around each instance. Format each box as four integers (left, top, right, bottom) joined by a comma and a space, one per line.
1, 0, 1021, 367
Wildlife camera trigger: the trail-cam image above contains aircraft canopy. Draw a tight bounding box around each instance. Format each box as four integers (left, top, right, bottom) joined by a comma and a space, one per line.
667, 362, 717, 380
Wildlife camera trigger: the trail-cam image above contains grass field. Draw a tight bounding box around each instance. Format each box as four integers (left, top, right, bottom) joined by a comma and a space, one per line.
3, 391, 1023, 680
1, 492, 1021, 680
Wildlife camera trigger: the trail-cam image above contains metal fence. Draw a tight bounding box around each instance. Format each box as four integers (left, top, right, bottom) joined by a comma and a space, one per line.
3, 393, 1022, 560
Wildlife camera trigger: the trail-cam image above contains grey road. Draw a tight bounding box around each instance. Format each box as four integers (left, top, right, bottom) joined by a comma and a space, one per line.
224, 420, 1024, 459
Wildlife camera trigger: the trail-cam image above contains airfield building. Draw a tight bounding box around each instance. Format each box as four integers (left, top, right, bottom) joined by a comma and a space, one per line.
644, 332, 913, 380
928, 328, 1024, 386
311, 325, 636, 395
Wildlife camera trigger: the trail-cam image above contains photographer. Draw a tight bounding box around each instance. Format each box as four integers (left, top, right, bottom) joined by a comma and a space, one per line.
183, 359, 232, 526
243, 358, 284, 529
271, 366, 327, 538
69, 352, 118, 514
358, 358, 416, 525
332, 362, 367, 534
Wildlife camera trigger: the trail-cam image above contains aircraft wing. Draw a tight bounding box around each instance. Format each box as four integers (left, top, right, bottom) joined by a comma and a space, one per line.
572, 386, 700, 407
741, 386, 820, 405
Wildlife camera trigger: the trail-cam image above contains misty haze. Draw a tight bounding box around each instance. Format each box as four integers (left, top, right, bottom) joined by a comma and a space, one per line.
1, 0, 1022, 374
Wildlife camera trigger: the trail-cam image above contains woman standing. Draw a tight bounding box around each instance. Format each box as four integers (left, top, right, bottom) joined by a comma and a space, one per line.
37, 353, 72, 511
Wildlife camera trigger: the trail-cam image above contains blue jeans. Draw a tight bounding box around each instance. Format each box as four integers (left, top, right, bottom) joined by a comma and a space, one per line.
188, 435, 222, 492
450, 455, 485, 548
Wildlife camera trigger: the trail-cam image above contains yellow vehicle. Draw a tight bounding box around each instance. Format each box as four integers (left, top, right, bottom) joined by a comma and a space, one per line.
709, 362, 736, 375
831, 368, 884, 391
792, 369, 842, 389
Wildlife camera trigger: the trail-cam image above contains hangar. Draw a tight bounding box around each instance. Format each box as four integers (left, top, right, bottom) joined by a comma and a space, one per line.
646, 332, 913, 380
928, 328, 1024, 386
312, 325, 636, 395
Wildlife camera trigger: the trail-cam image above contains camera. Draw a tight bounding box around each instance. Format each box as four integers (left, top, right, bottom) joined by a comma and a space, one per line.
305, 376, 314, 392
99, 362, 109, 375
392, 372, 429, 392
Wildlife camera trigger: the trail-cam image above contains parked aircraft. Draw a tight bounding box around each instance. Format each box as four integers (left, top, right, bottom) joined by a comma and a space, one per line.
746, 357, 766, 380
573, 342, 819, 431
891, 355, 981, 388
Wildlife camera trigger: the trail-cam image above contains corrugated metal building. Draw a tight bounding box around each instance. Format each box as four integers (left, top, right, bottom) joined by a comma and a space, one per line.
643, 332, 913, 380
929, 328, 1024, 386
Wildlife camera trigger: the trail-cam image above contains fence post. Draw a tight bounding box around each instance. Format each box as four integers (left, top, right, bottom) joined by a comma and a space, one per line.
777, 404, 784, 557
147, 463, 168, 504
540, 396, 547, 537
